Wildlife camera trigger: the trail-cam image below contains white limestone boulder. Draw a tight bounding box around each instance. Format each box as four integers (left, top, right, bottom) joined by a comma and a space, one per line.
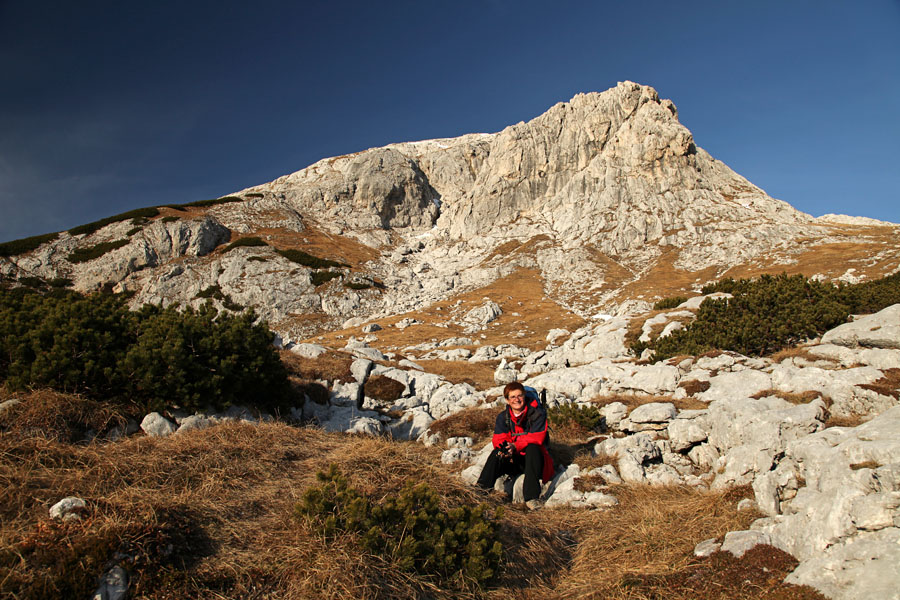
821, 304, 900, 349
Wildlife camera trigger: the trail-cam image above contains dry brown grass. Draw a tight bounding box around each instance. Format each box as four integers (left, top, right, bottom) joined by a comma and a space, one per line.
0, 389, 132, 443
677, 379, 711, 396
364, 375, 405, 402
824, 413, 868, 429
414, 359, 499, 391
550, 484, 826, 600
428, 406, 498, 444
768, 346, 829, 364
858, 368, 900, 400
309, 269, 587, 355
590, 393, 707, 412
750, 389, 824, 404
279, 349, 355, 383
2, 391, 826, 599
849, 460, 880, 471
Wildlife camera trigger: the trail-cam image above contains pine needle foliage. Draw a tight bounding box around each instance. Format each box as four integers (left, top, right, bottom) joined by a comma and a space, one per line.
309, 270, 342, 287
653, 296, 687, 310
0, 232, 59, 257
67, 207, 160, 236
275, 248, 348, 269
223, 236, 268, 252
548, 403, 604, 431
67, 239, 130, 263
0, 289, 290, 413
639, 272, 900, 360
295, 465, 503, 587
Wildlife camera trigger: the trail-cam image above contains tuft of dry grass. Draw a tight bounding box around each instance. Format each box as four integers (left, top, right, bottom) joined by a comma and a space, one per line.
824, 413, 868, 429
750, 389, 824, 404
0, 389, 131, 443
363, 375, 405, 402
677, 379, 711, 396
590, 393, 707, 412
428, 406, 498, 444
279, 349, 355, 383
858, 368, 900, 400
849, 460, 880, 471
768, 346, 830, 364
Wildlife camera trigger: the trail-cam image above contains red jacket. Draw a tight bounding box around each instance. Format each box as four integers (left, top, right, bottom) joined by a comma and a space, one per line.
492, 403, 554, 482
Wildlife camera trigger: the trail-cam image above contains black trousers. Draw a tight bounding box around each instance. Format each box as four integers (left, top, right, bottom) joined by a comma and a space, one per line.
477, 443, 544, 501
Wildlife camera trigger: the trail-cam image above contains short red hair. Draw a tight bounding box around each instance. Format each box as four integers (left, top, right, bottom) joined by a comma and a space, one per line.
503, 381, 524, 399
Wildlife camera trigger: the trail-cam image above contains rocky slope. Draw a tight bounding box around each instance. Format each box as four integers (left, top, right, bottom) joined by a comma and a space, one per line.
3, 81, 898, 342
4, 80, 900, 599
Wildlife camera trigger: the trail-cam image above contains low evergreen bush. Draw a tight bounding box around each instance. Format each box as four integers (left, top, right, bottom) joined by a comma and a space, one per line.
653, 296, 687, 310
310, 270, 342, 287
165, 196, 243, 209
295, 466, 503, 586
68, 207, 159, 236
548, 403, 604, 431
0, 289, 291, 414
275, 249, 348, 269
0, 232, 59, 257
67, 239, 130, 263
119, 303, 289, 413
224, 237, 268, 252
344, 281, 371, 290
17, 277, 47, 290
637, 272, 900, 361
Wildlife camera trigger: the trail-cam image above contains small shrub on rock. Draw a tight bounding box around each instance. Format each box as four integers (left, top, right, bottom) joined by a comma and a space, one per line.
223, 236, 268, 252
68, 207, 159, 236
310, 270, 342, 287
548, 403, 604, 431
0, 232, 60, 257
275, 248, 348, 269
295, 466, 503, 587
653, 296, 687, 310
67, 239, 130, 263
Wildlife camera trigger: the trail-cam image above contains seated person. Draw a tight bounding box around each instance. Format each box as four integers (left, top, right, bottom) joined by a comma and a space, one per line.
477, 382, 554, 508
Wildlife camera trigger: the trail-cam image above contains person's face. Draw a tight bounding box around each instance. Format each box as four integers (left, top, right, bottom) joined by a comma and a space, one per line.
506, 389, 525, 412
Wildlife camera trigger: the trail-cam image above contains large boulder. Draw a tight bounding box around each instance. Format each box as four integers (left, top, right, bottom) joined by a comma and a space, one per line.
822, 304, 900, 349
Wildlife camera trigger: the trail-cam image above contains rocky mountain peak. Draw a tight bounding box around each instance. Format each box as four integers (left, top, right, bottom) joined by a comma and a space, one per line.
3, 82, 898, 340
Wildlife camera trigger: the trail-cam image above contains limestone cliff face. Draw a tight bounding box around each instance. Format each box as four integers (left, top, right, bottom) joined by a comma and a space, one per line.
242, 81, 814, 267
3, 81, 898, 338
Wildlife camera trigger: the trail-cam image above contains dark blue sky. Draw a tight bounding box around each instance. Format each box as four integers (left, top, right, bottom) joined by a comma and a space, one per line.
2, 0, 899, 243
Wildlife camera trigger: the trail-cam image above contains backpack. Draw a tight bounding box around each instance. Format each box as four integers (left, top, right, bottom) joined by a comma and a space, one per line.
523, 386, 546, 412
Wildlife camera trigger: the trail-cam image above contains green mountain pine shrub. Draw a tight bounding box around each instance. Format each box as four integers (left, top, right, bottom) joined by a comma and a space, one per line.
275, 249, 348, 269
295, 466, 503, 587
0, 232, 60, 257
164, 196, 243, 209
310, 270, 342, 287
68, 207, 160, 236
639, 272, 900, 360
0, 289, 290, 414
653, 296, 687, 310
67, 239, 130, 263
224, 237, 268, 252
119, 303, 289, 413
548, 403, 604, 431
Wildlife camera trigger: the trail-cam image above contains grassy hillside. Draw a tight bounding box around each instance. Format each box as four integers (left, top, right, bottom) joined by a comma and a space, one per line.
0, 390, 826, 599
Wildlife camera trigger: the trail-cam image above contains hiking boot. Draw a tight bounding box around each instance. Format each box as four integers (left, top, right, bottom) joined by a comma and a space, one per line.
525, 499, 544, 511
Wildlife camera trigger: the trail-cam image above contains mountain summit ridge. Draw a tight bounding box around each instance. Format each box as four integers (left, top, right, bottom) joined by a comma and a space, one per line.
2, 81, 898, 339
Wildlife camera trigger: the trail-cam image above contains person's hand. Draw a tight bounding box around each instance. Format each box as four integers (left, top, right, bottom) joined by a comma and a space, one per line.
499, 441, 515, 459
